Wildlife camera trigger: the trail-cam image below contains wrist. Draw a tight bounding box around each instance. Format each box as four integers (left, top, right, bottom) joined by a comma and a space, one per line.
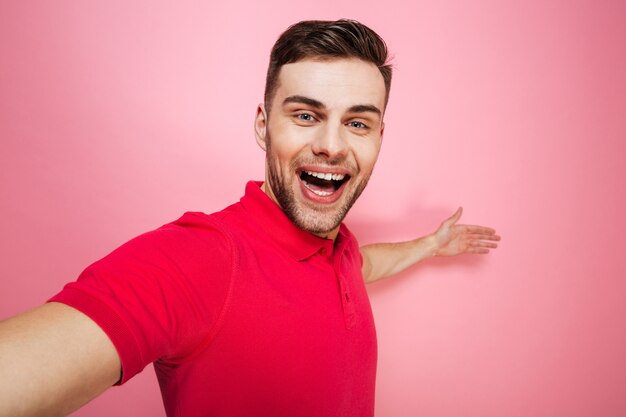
420, 233, 440, 258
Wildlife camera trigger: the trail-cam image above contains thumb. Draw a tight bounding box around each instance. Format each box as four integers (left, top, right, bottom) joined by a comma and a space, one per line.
443, 206, 463, 227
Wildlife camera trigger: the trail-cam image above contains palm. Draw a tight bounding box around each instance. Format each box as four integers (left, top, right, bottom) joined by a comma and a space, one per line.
434, 208, 500, 256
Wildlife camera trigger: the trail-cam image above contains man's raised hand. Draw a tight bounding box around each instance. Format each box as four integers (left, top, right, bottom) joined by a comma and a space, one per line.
433, 207, 501, 256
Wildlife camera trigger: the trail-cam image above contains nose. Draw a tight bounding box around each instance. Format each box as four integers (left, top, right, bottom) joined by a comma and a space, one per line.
311, 123, 348, 160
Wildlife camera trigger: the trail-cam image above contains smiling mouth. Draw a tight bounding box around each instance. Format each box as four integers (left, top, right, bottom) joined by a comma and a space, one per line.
299, 170, 350, 197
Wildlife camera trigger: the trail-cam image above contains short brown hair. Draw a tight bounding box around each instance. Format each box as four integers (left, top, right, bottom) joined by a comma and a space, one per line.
264, 19, 392, 113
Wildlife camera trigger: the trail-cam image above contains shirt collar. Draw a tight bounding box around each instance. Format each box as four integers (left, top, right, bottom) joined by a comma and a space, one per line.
240, 181, 344, 261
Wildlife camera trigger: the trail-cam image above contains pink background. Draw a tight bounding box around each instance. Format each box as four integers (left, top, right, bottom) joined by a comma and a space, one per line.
1, 1, 625, 416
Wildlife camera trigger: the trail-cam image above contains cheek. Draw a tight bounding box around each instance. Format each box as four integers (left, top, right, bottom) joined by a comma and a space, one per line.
266, 137, 300, 173
353, 140, 381, 172
268, 129, 311, 163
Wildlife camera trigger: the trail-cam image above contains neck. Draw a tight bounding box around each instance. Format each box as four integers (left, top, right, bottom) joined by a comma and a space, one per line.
260, 182, 339, 241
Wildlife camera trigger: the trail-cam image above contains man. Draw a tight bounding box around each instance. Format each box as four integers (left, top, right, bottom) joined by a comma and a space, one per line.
0, 20, 500, 417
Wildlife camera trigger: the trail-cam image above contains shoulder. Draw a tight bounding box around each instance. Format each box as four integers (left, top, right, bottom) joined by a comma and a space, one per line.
74, 211, 240, 309
103, 211, 237, 266
58, 213, 241, 368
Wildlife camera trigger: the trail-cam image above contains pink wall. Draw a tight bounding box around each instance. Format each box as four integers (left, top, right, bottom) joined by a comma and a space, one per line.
1, 1, 625, 416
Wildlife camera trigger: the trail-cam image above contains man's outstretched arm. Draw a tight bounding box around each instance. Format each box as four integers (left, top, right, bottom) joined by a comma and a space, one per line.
361, 207, 501, 284
0, 302, 121, 417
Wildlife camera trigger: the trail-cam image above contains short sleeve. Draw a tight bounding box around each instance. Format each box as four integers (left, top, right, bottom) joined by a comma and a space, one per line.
48, 212, 235, 384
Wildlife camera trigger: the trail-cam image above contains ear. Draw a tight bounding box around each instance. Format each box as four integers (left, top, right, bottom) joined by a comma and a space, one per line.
255, 104, 268, 152
380, 121, 385, 143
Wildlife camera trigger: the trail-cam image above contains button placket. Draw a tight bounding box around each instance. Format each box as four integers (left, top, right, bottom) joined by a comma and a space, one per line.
333, 247, 356, 329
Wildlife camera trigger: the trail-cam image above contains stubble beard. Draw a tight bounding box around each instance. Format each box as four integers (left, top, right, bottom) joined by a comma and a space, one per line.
265, 136, 371, 236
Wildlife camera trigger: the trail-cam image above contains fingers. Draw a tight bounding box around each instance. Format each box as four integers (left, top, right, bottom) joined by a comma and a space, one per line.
465, 239, 498, 255
462, 225, 498, 235
468, 240, 499, 249
466, 233, 501, 241
467, 247, 491, 254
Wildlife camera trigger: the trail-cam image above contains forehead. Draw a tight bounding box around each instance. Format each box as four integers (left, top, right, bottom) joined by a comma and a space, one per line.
273, 58, 386, 112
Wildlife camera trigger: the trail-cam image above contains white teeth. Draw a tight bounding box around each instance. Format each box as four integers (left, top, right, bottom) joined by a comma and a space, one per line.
302, 180, 333, 196
314, 190, 332, 196
304, 170, 346, 181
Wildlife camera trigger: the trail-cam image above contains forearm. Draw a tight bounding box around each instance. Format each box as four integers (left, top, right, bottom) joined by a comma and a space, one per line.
0, 303, 121, 417
361, 233, 438, 284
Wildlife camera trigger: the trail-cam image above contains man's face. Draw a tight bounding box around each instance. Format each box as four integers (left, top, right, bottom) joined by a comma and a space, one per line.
255, 58, 386, 239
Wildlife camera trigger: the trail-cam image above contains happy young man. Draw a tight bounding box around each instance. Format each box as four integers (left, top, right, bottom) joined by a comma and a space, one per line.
0, 20, 500, 417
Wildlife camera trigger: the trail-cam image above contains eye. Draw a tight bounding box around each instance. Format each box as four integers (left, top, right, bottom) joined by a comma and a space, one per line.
348, 121, 368, 129
296, 113, 316, 122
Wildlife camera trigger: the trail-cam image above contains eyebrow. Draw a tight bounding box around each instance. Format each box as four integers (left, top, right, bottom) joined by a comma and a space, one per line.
347, 104, 382, 118
282, 95, 382, 118
282, 95, 325, 109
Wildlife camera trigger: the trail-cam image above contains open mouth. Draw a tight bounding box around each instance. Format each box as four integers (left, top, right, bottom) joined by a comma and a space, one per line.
299, 170, 350, 197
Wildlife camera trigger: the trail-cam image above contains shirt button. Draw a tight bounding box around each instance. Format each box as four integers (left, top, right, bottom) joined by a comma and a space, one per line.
319, 247, 327, 255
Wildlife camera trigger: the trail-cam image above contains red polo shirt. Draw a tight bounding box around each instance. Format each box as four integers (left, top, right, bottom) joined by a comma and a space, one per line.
50, 181, 377, 416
